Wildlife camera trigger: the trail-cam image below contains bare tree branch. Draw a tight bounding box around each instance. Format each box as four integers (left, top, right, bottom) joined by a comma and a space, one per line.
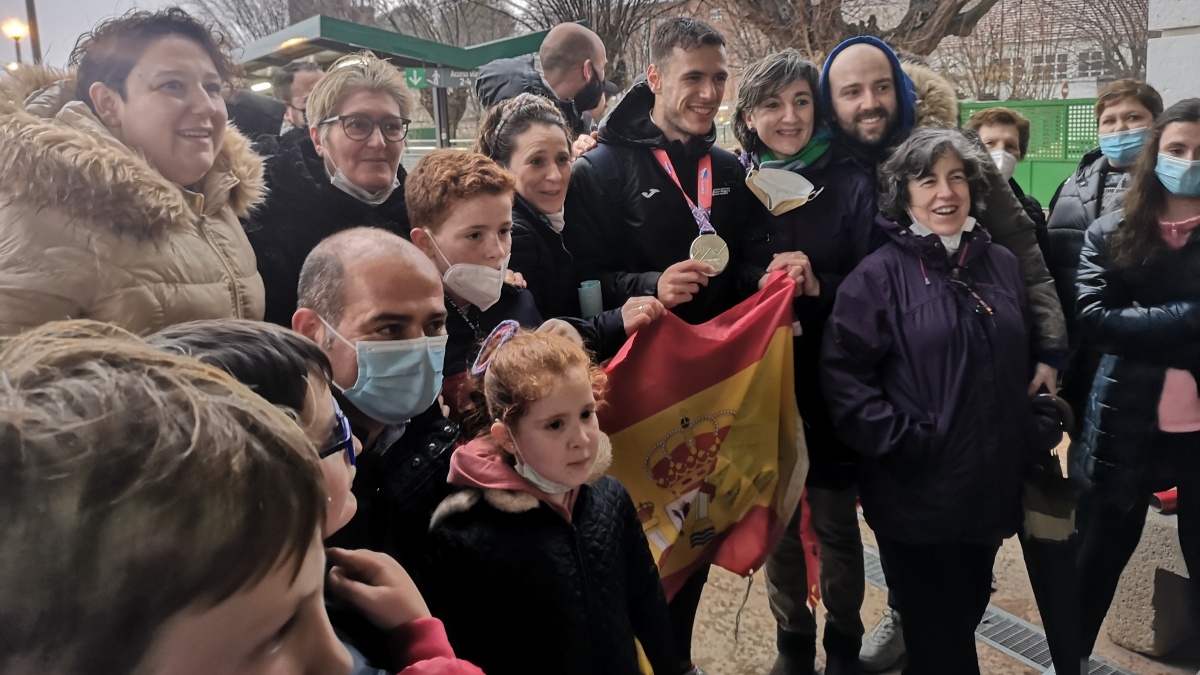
732, 0, 1004, 61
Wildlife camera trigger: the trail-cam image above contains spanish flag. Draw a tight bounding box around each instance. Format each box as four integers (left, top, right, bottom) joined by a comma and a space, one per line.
602, 272, 808, 599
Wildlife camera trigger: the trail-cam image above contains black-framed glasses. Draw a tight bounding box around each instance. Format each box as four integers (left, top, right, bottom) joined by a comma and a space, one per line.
318, 113, 411, 142
318, 398, 356, 466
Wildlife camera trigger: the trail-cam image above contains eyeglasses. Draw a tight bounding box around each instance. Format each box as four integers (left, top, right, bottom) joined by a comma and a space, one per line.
318, 398, 356, 466
318, 113, 411, 142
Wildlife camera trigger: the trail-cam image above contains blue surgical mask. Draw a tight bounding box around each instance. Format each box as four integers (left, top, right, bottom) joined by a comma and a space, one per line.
321, 317, 448, 424
1098, 127, 1148, 166
1156, 153, 1200, 198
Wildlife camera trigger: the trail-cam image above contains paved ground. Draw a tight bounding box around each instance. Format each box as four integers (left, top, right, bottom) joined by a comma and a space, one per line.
690, 517, 1200, 674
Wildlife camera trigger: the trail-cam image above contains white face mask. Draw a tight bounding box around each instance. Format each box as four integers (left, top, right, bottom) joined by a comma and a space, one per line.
510, 432, 575, 494
990, 150, 1018, 182
908, 210, 977, 258
545, 211, 566, 234
745, 167, 824, 216
326, 159, 399, 206
424, 229, 507, 311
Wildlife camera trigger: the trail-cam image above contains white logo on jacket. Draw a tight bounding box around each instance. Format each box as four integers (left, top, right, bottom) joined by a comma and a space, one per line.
641, 188, 660, 198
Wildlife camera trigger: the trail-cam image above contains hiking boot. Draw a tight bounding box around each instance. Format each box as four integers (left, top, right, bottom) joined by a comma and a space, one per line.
859, 609, 905, 672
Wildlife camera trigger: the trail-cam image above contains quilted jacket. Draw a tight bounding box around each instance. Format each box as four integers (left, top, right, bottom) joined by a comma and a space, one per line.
0, 67, 265, 336
326, 404, 459, 591
421, 436, 683, 675
1073, 213, 1200, 510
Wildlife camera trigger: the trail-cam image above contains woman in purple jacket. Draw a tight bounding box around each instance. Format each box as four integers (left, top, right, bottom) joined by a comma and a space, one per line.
821, 127, 1046, 675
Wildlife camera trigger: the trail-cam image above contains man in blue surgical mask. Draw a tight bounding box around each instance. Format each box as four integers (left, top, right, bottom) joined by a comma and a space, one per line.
292, 227, 459, 588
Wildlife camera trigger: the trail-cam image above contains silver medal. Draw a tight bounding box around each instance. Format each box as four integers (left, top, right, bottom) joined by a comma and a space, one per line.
689, 233, 729, 276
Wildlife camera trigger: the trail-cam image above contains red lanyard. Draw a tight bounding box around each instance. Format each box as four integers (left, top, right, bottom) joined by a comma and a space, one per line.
652, 149, 715, 234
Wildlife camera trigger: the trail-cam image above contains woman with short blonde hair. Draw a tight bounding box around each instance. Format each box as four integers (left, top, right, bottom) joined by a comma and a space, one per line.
245, 51, 415, 326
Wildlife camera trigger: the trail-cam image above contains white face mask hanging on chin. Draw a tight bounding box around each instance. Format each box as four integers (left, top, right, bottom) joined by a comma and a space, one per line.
325, 160, 400, 206
907, 210, 977, 259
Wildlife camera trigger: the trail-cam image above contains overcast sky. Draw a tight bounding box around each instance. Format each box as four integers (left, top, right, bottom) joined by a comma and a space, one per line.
0, 0, 177, 67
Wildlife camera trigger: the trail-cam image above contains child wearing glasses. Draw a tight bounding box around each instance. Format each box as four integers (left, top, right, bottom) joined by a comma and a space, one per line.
420, 322, 690, 675
148, 319, 483, 675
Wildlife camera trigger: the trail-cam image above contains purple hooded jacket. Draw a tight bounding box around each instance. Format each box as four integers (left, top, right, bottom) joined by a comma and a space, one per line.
821, 215, 1039, 544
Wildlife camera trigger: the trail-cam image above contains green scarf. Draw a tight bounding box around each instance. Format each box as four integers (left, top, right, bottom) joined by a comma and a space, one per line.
759, 129, 833, 172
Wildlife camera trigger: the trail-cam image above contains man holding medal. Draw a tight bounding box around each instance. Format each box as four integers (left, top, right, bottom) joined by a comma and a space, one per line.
564, 18, 809, 330
565, 16, 813, 674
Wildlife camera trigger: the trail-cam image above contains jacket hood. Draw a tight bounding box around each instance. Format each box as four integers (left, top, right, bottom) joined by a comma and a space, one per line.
820, 37, 916, 150
876, 211, 993, 270
598, 81, 716, 154
0, 67, 265, 241
902, 62, 959, 128
476, 56, 547, 108
434, 433, 613, 525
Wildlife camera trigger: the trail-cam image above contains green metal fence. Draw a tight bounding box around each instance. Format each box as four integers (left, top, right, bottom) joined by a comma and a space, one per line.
960, 98, 1098, 205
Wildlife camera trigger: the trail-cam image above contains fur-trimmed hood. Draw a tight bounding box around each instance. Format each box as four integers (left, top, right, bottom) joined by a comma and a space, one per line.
902, 62, 960, 129
0, 67, 265, 241
431, 433, 614, 527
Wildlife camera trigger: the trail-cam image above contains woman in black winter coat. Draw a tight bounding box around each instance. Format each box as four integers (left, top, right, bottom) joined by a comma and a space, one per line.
1045, 79, 1163, 422
243, 52, 413, 326
473, 93, 659, 361
1073, 98, 1200, 660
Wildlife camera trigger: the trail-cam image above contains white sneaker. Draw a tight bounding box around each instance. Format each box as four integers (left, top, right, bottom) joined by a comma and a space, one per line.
860, 609, 905, 672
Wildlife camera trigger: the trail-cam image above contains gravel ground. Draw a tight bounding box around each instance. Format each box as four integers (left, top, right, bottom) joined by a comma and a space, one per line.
689, 517, 1200, 674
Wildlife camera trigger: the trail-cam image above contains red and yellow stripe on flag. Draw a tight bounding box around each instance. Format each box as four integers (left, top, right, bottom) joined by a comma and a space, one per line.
602, 272, 809, 599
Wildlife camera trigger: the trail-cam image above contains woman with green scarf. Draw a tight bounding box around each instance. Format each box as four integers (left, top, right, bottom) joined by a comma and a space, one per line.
735, 48, 885, 675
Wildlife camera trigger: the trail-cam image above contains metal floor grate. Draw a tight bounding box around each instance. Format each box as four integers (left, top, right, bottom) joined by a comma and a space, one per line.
862, 546, 1136, 675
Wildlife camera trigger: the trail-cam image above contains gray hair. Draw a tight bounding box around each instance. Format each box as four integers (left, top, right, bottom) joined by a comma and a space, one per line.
877, 127, 992, 222
733, 49, 821, 152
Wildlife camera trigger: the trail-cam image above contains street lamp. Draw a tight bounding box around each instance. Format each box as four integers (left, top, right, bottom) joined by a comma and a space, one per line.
2, 20, 27, 65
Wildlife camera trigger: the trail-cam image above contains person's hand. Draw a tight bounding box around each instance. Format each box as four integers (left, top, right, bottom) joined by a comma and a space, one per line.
437, 393, 450, 418
766, 251, 819, 297
572, 132, 599, 158
621, 296, 666, 336
1028, 363, 1059, 395
537, 318, 585, 345
505, 269, 527, 289
657, 259, 714, 308
326, 548, 431, 630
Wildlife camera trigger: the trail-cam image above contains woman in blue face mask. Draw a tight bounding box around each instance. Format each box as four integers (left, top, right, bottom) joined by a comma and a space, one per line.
1072, 98, 1200, 661
1044, 79, 1164, 431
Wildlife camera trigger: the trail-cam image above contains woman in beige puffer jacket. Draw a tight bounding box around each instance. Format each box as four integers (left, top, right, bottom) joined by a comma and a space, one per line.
0, 11, 265, 336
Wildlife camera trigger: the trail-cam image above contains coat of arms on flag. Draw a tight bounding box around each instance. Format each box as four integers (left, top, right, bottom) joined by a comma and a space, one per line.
601, 272, 809, 599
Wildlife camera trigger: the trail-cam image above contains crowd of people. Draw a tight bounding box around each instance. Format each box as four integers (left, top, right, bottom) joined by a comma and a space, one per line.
0, 6, 1197, 675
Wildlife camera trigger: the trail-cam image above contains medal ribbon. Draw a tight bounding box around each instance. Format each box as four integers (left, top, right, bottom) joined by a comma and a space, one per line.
652, 149, 715, 235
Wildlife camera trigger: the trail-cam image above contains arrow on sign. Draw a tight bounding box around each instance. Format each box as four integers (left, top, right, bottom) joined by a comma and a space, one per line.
406, 67, 425, 88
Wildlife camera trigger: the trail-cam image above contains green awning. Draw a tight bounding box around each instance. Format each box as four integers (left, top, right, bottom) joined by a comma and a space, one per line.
238, 15, 559, 77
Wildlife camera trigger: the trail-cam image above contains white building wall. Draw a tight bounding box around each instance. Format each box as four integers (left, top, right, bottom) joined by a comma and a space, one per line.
1147, 0, 1200, 105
